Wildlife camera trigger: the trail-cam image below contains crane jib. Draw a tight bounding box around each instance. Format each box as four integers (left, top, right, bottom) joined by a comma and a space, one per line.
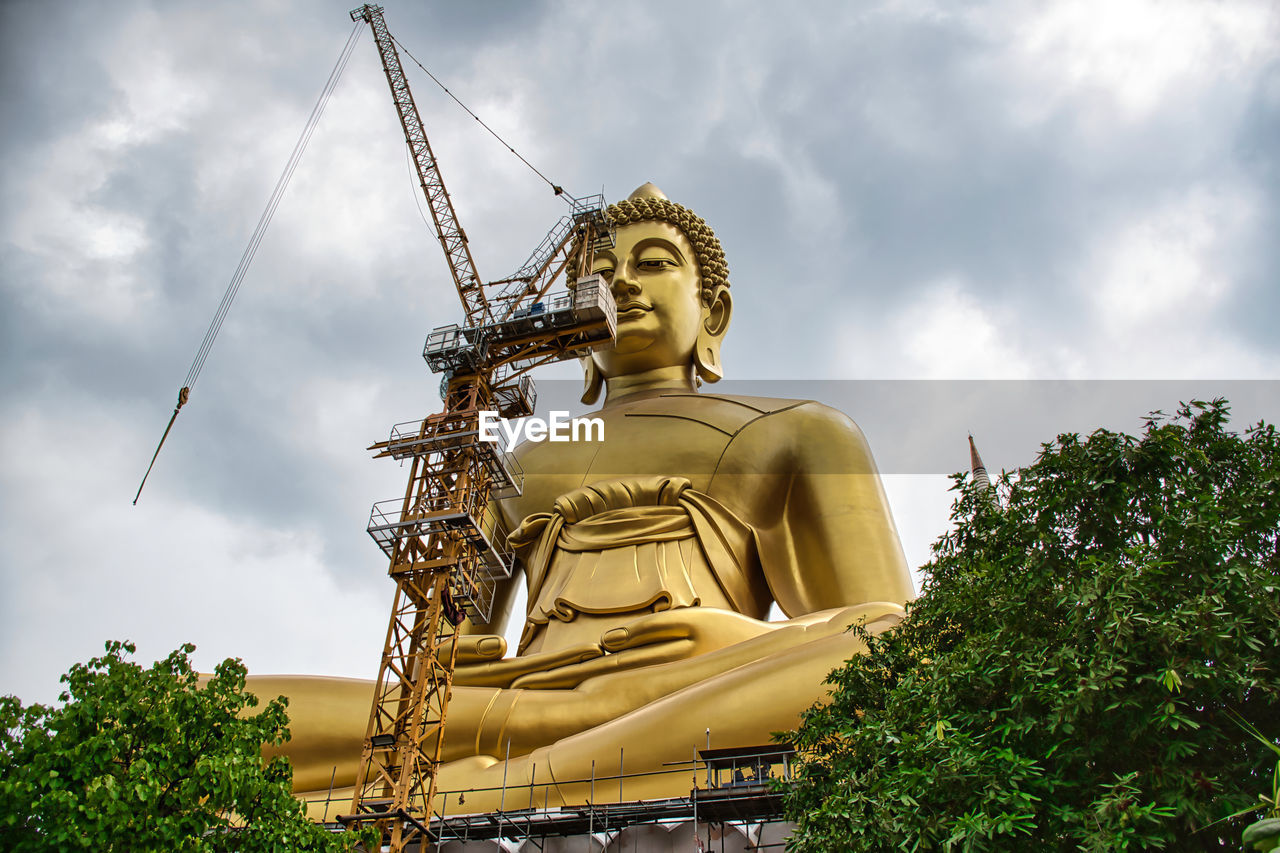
351, 4, 488, 326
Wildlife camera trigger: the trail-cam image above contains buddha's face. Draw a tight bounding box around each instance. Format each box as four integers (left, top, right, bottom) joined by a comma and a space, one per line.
589, 220, 706, 377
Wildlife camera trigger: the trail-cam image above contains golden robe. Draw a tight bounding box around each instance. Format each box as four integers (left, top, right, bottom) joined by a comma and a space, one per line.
510, 474, 773, 656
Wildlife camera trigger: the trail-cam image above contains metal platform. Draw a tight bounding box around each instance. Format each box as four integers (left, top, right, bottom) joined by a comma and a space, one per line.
489, 274, 616, 349
489, 363, 536, 419
382, 417, 524, 499
365, 495, 513, 624
367, 497, 513, 574
423, 324, 485, 374
422, 275, 616, 377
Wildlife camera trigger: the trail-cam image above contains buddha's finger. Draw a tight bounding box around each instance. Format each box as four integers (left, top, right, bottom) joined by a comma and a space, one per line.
440, 634, 507, 665
600, 607, 776, 653
454, 642, 604, 688
510, 639, 696, 689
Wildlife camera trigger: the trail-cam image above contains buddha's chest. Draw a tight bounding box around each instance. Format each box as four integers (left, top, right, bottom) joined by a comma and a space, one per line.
500, 407, 732, 526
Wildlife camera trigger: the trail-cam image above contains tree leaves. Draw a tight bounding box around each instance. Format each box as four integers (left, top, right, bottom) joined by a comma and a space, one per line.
0, 641, 373, 852
782, 400, 1280, 851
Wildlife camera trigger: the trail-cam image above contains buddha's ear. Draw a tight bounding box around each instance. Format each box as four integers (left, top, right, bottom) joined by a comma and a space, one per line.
580, 355, 604, 405
694, 286, 732, 384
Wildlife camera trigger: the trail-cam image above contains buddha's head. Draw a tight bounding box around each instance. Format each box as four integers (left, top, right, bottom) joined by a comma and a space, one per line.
581, 183, 732, 403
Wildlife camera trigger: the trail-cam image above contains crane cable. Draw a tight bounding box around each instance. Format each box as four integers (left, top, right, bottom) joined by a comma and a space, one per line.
133, 20, 363, 505
390, 34, 571, 202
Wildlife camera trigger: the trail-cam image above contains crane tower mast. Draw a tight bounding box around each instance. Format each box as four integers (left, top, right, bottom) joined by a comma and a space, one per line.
344, 6, 616, 850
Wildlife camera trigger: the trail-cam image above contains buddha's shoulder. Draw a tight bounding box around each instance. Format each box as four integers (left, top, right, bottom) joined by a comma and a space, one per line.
621, 392, 853, 437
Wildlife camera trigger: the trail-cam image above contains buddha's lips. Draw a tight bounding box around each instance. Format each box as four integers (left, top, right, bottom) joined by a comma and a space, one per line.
617, 302, 652, 316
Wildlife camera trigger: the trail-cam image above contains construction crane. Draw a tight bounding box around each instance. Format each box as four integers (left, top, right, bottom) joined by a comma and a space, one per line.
341, 6, 616, 850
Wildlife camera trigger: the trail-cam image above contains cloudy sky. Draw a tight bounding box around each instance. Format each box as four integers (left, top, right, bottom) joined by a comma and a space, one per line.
2, 0, 1277, 705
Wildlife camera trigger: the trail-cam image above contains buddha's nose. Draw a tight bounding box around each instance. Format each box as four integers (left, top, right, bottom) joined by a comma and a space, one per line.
611, 263, 641, 296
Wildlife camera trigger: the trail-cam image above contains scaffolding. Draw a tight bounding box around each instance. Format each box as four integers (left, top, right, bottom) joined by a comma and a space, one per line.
319, 746, 796, 850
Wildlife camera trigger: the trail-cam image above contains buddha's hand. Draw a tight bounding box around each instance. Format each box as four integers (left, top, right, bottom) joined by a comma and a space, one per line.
591, 604, 902, 673
601, 607, 777, 659
448, 609, 769, 689
509, 608, 778, 690
451, 634, 605, 688
510, 603, 905, 691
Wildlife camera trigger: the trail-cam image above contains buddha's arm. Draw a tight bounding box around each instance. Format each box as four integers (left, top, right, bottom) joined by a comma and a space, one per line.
716, 401, 914, 617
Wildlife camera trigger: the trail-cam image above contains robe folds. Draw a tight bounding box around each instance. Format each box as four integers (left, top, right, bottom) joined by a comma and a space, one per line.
509, 475, 772, 654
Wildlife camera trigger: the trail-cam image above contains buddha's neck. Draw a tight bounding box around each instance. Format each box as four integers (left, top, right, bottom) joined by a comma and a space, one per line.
602, 366, 696, 407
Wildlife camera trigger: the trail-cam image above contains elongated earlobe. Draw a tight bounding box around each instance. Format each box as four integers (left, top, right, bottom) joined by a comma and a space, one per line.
580, 356, 604, 405
694, 339, 723, 383
694, 287, 731, 384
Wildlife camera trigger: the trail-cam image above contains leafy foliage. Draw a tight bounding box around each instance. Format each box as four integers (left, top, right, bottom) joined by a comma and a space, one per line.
783, 400, 1280, 851
0, 641, 373, 852
1236, 714, 1280, 851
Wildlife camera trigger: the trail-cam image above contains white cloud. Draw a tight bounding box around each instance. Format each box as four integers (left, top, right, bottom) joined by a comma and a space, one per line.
740, 127, 845, 247
4, 124, 158, 326
1091, 189, 1238, 327
838, 277, 1036, 379
0, 401, 387, 705
1008, 0, 1278, 123
91, 9, 213, 146
1078, 186, 1275, 377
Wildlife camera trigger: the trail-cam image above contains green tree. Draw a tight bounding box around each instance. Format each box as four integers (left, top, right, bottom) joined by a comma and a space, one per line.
0, 641, 374, 852
783, 400, 1280, 851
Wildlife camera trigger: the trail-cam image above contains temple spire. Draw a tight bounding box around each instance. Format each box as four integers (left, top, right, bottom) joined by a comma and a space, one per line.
969, 433, 992, 493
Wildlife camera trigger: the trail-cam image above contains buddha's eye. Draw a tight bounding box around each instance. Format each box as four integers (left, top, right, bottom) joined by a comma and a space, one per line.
637, 258, 676, 271
592, 264, 615, 280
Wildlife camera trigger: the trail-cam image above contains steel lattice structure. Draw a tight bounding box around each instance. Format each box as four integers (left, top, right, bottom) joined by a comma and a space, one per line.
355, 6, 488, 326
343, 6, 615, 850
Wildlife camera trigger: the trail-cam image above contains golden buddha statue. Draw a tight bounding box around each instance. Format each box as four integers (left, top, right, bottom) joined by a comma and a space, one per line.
262, 183, 913, 813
